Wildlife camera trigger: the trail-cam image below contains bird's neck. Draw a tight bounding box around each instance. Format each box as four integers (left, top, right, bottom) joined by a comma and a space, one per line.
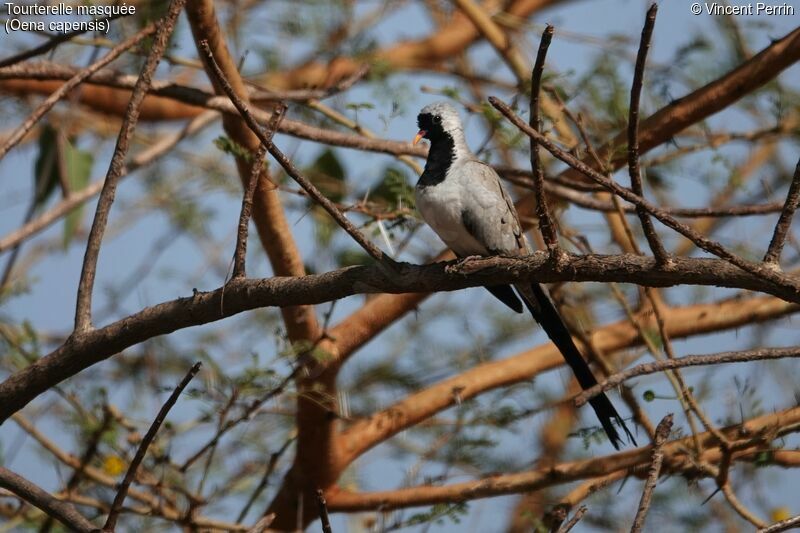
418, 131, 470, 188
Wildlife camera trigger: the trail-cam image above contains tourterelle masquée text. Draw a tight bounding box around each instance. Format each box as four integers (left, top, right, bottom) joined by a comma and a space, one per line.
3, 2, 135, 34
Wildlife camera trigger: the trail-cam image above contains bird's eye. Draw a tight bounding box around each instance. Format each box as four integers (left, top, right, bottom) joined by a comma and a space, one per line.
433, 115, 442, 124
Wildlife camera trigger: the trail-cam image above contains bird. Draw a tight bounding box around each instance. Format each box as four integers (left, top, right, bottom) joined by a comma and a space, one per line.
412, 101, 635, 449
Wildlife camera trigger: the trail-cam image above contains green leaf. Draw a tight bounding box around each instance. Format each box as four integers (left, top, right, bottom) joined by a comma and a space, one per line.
344, 102, 375, 111
62, 139, 93, 248
370, 166, 415, 210
306, 149, 348, 246
33, 124, 60, 209
306, 149, 346, 201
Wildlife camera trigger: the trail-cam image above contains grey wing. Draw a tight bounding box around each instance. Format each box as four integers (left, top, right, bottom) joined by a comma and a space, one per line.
460, 160, 529, 256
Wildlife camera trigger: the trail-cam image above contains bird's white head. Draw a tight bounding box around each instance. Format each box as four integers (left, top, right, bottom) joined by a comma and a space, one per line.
414, 102, 470, 157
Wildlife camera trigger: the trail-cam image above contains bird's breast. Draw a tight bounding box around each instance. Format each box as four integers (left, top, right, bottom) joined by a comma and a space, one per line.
415, 180, 487, 255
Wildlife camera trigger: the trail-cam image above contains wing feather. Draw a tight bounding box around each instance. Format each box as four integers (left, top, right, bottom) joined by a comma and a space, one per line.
458, 160, 529, 255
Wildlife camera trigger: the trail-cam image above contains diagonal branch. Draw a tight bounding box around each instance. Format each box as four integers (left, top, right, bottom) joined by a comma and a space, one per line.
630, 414, 673, 533
763, 158, 800, 266
627, 4, 669, 264
556, 506, 588, 533
759, 514, 800, 533
0, 111, 217, 254
187, 0, 320, 344
327, 405, 800, 512
337, 291, 797, 464
73, 0, 187, 332
0, 466, 94, 532
231, 108, 287, 279
0, 24, 156, 165
103, 362, 201, 531
198, 41, 387, 263
489, 97, 800, 300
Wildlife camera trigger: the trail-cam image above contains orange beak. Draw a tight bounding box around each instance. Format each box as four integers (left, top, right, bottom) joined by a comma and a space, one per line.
413, 130, 426, 145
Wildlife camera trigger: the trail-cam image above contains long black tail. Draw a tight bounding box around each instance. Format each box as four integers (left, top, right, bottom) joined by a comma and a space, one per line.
518, 283, 636, 450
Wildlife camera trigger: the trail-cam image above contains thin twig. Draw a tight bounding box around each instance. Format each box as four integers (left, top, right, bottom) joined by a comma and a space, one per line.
231, 107, 287, 278
0, 466, 94, 532
316, 489, 333, 533
73, 0, 187, 333
630, 414, 673, 532
628, 4, 669, 264
198, 40, 388, 263
0, 111, 217, 254
103, 361, 202, 531
575, 346, 800, 407
236, 437, 295, 522
488, 96, 800, 298
758, 513, 800, 533
529, 25, 560, 253
555, 505, 587, 533
763, 158, 800, 266
0, 24, 156, 165
246, 513, 276, 533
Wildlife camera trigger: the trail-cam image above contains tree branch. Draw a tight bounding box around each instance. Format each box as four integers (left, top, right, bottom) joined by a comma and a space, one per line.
198, 41, 388, 264
0, 24, 155, 165
575, 346, 800, 407
627, 4, 669, 264
763, 158, 800, 266
103, 362, 201, 531
489, 97, 800, 300
0, 466, 94, 532
2, 254, 797, 423
74, 0, 186, 332
337, 291, 796, 464
529, 25, 560, 252
231, 108, 286, 279
630, 414, 672, 533
327, 405, 800, 512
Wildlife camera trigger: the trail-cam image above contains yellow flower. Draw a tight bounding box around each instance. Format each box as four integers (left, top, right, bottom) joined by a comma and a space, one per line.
771, 507, 792, 523
103, 455, 127, 476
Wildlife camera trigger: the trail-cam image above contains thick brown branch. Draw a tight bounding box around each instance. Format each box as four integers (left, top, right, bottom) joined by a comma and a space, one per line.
338, 291, 796, 464
187, 0, 320, 345
0, 62, 427, 157
1, 254, 797, 422
328, 405, 800, 512
515, 25, 800, 218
